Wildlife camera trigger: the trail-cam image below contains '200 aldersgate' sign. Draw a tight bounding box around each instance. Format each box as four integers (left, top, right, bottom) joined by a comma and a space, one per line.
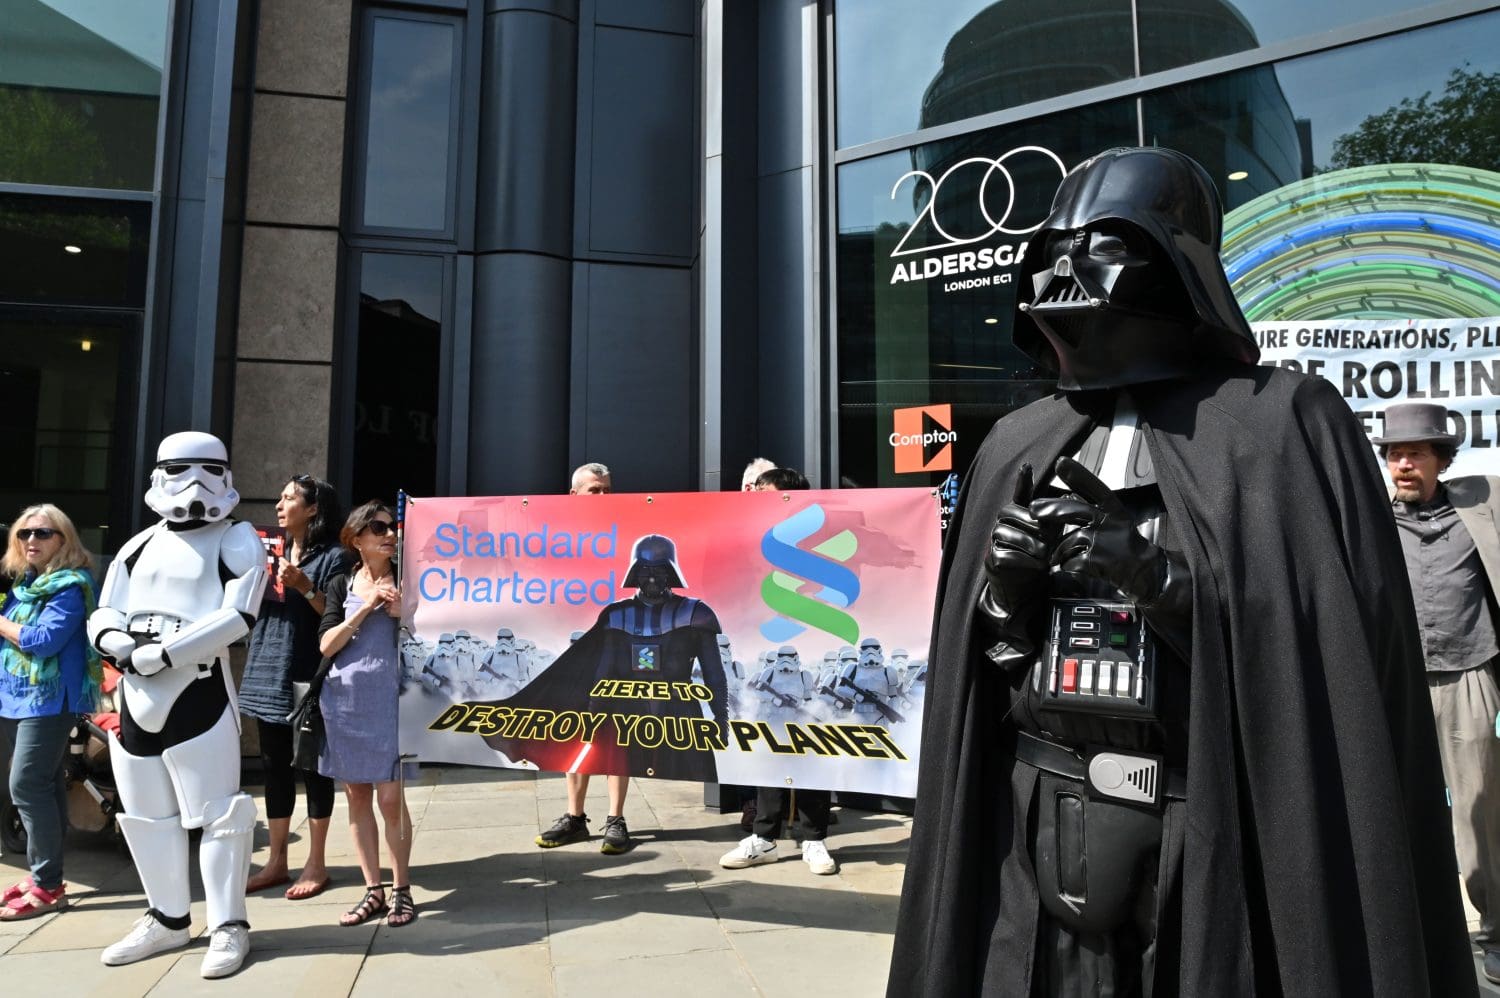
887, 145, 1066, 290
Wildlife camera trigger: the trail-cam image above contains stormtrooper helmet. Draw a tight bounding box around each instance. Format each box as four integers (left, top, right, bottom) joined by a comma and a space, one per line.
858, 636, 884, 667
145, 431, 240, 523
494, 627, 516, 654
837, 645, 858, 668
775, 645, 801, 671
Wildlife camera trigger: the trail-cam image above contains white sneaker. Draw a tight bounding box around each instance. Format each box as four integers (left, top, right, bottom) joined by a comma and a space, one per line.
802, 839, 837, 875
100, 912, 191, 966
200, 922, 250, 979
719, 834, 778, 869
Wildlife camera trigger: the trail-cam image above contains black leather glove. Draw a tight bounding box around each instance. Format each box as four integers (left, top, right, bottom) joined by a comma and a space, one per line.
977, 465, 1051, 674
1031, 456, 1193, 658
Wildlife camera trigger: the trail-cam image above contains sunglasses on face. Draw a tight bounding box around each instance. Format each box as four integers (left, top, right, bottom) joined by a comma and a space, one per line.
363, 520, 397, 537
15, 528, 58, 542
159, 463, 226, 476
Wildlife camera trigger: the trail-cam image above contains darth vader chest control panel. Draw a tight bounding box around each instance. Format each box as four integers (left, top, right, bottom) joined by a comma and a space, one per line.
1032, 598, 1159, 719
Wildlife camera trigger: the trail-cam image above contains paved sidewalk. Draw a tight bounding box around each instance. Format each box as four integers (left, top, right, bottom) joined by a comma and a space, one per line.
0, 766, 1494, 995
0, 769, 908, 996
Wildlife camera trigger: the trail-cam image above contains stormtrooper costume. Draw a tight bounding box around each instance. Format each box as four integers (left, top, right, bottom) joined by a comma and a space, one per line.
752, 646, 815, 722
477, 627, 531, 698
838, 637, 908, 724
716, 635, 745, 715
420, 633, 460, 693
398, 629, 429, 694
812, 651, 846, 719
87, 432, 266, 979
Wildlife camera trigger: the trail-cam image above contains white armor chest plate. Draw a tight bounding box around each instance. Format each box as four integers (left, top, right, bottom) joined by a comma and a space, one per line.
488, 651, 523, 679
768, 668, 808, 697
125, 523, 233, 628
855, 665, 899, 697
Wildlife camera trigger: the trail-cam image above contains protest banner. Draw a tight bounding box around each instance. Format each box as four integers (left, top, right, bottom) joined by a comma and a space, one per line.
397, 488, 939, 797
1255, 316, 1500, 477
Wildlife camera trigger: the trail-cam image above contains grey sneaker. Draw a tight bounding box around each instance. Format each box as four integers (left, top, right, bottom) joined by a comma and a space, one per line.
536, 812, 589, 848
600, 815, 631, 855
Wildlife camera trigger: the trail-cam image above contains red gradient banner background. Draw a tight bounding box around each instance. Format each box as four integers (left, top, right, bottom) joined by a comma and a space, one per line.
396, 488, 940, 796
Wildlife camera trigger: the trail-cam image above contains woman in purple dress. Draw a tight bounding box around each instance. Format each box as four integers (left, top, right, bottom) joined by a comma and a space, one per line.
317, 501, 415, 927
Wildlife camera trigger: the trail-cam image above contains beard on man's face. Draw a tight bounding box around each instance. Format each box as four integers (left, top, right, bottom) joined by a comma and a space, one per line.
1393, 483, 1425, 503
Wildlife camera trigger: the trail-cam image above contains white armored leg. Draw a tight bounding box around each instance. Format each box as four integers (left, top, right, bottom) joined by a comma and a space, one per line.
114, 812, 191, 920
108, 733, 190, 918
160, 706, 243, 829
198, 793, 256, 929
103, 737, 193, 966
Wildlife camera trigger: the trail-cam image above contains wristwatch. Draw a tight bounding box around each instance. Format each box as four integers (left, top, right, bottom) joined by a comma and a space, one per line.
302, 587, 321, 601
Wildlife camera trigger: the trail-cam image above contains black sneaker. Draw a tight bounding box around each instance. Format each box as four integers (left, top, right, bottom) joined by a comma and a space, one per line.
600, 815, 631, 854
536, 812, 589, 848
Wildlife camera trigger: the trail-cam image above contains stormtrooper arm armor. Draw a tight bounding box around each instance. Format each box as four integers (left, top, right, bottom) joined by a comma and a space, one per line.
88, 528, 154, 662
133, 523, 268, 673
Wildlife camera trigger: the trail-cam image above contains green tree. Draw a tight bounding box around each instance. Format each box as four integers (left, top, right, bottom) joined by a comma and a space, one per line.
1328, 66, 1500, 173
0, 88, 113, 188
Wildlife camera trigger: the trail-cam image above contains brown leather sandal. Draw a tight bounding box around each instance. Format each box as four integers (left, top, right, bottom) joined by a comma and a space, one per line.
339, 886, 387, 926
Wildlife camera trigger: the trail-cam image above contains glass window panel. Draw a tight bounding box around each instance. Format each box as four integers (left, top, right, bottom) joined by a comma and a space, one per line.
835, 0, 1134, 149
353, 254, 443, 502
0, 194, 151, 308
1138, 0, 1458, 76
0, 0, 169, 190
835, 100, 1138, 487
359, 15, 458, 232
1143, 10, 1500, 321
0, 308, 139, 554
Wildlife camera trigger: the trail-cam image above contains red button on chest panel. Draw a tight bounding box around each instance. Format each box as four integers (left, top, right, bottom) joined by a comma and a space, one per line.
1061, 658, 1078, 693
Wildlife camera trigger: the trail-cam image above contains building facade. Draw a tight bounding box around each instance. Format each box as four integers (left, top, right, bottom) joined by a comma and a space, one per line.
3, 0, 1497, 551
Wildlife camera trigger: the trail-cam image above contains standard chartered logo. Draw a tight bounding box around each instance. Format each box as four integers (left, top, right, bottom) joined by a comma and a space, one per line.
759, 504, 861, 645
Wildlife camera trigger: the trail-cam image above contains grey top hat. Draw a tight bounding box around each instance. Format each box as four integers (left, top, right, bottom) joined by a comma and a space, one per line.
1371, 402, 1462, 447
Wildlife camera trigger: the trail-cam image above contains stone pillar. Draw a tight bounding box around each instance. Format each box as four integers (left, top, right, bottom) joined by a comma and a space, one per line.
232, 0, 351, 524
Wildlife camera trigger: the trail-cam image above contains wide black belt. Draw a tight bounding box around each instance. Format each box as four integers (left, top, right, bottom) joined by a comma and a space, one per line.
1016, 729, 1187, 802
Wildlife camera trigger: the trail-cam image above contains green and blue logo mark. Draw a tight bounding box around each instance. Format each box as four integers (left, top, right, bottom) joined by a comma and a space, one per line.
760, 504, 860, 644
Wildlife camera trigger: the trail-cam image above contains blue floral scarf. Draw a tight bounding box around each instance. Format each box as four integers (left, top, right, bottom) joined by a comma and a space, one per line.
2, 569, 102, 710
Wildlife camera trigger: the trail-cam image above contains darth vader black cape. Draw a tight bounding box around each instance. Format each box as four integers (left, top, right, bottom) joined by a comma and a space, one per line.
888, 365, 1475, 997
478, 594, 728, 782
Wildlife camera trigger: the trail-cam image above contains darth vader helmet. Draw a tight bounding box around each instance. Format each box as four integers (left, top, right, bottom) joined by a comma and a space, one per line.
623, 534, 686, 603
144, 431, 240, 523
1013, 147, 1258, 391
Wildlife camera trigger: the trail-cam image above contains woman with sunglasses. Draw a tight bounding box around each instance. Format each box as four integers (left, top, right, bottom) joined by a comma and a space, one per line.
240, 476, 349, 901
0, 504, 103, 919
317, 501, 417, 927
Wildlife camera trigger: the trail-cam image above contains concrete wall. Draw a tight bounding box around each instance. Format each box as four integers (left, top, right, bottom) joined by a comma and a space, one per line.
231, 0, 351, 525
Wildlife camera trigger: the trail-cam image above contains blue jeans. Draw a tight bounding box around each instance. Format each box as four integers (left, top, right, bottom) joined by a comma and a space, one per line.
0, 713, 75, 891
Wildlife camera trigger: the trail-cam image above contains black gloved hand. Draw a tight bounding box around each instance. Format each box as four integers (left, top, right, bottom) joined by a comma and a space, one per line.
1030, 456, 1167, 602
977, 465, 1051, 673
1031, 456, 1194, 658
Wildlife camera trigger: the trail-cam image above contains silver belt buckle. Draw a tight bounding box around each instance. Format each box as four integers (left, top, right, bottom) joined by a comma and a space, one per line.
1086, 748, 1163, 807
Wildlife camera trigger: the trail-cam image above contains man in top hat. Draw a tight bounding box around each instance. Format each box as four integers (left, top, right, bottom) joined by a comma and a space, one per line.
1380, 401, 1500, 980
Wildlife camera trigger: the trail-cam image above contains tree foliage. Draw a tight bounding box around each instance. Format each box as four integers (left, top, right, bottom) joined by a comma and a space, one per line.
1328, 66, 1500, 173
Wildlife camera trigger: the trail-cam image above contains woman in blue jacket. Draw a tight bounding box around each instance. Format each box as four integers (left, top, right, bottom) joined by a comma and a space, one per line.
0, 504, 102, 920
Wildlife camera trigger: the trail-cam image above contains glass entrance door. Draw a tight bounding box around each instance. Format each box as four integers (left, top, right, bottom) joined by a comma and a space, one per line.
0, 306, 140, 555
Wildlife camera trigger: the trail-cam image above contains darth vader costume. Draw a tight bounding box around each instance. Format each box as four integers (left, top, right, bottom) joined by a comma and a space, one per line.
481, 534, 729, 781
888, 148, 1474, 997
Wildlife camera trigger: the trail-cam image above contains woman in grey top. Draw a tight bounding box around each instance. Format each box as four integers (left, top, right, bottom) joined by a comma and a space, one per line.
241, 476, 349, 900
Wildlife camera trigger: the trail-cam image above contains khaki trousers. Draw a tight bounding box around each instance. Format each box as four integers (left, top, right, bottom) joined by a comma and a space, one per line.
1428, 665, 1500, 933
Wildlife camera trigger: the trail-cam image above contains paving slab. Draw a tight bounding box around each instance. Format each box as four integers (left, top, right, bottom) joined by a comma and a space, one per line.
555, 947, 759, 998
